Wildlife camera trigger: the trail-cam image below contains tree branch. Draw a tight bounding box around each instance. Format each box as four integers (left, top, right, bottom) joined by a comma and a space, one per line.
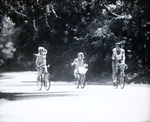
101, 2, 118, 18
45, 15, 50, 28
102, 2, 132, 20
33, 17, 38, 31
13, 9, 28, 18
5, 3, 28, 18
51, 5, 62, 18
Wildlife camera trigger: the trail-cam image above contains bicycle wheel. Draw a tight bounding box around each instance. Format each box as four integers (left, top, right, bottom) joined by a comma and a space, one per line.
120, 72, 125, 89
37, 75, 42, 90
114, 81, 118, 89
114, 73, 119, 89
75, 78, 79, 89
80, 75, 85, 89
44, 72, 51, 91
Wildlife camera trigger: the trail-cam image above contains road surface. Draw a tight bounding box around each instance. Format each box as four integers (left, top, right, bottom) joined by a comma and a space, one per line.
0, 71, 150, 122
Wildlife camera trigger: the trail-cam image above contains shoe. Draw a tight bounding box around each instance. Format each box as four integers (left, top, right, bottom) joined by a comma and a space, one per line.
113, 82, 116, 86
37, 77, 40, 81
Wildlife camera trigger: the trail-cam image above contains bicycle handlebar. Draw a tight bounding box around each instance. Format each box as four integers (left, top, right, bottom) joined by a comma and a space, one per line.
47, 64, 50, 68
117, 63, 128, 70
37, 64, 50, 68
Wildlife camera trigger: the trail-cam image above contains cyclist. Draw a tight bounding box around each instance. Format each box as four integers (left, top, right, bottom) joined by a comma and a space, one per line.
71, 52, 88, 80
112, 42, 125, 86
35, 46, 48, 81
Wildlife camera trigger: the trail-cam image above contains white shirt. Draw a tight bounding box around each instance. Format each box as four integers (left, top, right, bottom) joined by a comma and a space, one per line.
72, 58, 84, 69
112, 48, 125, 61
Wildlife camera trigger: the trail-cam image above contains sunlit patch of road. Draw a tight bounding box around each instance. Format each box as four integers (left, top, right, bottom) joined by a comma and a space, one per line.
0, 72, 150, 122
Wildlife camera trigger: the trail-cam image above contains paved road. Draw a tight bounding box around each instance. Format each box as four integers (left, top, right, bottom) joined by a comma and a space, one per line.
0, 72, 150, 122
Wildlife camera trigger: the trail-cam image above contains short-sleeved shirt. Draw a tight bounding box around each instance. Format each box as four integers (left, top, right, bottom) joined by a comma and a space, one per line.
112, 48, 125, 60
73, 58, 84, 69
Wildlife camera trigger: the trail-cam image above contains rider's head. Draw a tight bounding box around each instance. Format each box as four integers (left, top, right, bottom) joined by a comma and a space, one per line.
115, 42, 121, 51
77, 52, 84, 59
120, 40, 125, 49
38, 46, 44, 54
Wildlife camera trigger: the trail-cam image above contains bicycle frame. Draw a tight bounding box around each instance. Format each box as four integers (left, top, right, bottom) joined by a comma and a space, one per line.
75, 73, 85, 89
115, 63, 126, 89
37, 65, 51, 91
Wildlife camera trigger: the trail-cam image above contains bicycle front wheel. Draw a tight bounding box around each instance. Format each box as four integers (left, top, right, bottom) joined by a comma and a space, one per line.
80, 75, 85, 89
75, 78, 79, 89
120, 73, 125, 89
37, 75, 42, 90
114, 81, 118, 89
114, 73, 119, 89
44, 72, 51, 91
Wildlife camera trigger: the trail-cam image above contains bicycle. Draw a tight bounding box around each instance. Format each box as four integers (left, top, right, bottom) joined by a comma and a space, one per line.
114, 63, 127, 89
75, 73, 85, 89
75, 65, 88, 89
37, 65, 51, 91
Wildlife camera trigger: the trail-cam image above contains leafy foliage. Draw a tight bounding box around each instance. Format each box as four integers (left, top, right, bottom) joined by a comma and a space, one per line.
0, 0, 149, 83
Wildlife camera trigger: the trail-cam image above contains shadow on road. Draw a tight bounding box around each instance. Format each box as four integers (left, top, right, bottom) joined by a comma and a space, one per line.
0, 74, 13, 80
0, 91, 78, 101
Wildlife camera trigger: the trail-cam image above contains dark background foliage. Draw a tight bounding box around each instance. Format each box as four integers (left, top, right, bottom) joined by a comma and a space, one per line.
0, 0, 150, 83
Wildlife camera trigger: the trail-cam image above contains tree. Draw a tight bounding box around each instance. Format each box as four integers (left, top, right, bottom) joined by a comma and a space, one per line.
0, 0, 149, 82
0, 15, 19, 68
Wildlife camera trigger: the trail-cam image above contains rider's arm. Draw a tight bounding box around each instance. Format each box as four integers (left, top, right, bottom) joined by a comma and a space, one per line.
71, 58, 77, 66
122, 49, 125, 63
112, 49, 118, 65
115, 56, 118, 65
112, 48, 116, 60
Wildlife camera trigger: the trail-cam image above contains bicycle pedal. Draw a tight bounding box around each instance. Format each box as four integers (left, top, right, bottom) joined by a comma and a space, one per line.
113, 82, 116, 86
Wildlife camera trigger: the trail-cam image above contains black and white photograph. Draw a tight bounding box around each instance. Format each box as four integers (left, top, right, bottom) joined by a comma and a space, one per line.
0, 0, 150, 122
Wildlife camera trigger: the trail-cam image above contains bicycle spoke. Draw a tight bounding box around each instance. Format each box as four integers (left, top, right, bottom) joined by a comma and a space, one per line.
44, 73, 51, 91
120, 73, 125, 89
114, 73, 118, 89
75, 77, 79, 89
37, 76, 42, 90
80, 75, 85, 89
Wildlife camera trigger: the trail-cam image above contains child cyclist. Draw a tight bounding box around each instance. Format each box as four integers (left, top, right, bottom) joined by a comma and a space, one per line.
34, 46, 48, 81
71, 52, 88, 80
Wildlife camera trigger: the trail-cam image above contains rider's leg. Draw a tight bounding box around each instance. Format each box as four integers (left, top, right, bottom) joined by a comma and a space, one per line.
74, 69, 80, 80
74, 72, 78, 80
122, 64, 126, 77
36, 66, 43, 80
114, 64, 119, 83
44, 65, 47, 73
112, 60, 116, 84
